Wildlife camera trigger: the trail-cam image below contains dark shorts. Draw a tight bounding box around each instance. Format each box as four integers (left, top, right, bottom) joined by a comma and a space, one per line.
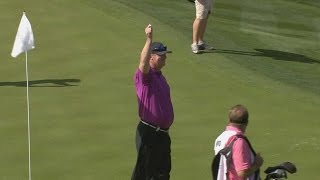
131, 121, 171, 180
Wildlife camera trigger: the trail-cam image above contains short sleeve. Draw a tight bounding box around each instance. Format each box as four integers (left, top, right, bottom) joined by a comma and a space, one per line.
232, 138, 252, 171
135, 69, 151, 85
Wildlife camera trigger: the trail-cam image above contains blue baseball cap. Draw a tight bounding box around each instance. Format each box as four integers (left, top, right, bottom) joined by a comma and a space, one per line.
151, 42, 172, 55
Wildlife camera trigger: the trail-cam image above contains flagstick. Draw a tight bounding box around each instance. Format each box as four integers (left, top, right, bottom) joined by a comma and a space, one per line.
25, 51, 32, 180
11, 11, 34, 180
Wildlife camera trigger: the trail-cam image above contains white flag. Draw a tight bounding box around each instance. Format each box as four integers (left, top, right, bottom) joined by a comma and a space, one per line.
11, 12, 35, 58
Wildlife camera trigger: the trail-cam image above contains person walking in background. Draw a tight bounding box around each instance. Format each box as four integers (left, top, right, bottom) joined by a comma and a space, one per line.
213, 104, 264, 180
131, 24, 174, 180
191, 0, 214, 54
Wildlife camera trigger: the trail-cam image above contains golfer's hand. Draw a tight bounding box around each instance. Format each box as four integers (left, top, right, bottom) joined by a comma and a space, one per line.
253, 153, 264, 168
145, 24, 152, 38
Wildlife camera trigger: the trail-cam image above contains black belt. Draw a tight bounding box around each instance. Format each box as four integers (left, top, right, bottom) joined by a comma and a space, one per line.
140, 120, 169, 133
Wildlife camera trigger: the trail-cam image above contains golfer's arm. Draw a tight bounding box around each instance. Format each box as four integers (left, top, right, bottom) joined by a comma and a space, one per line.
139, 37, 152, 74
236, 164, 260, 180
197, 0, 206, 5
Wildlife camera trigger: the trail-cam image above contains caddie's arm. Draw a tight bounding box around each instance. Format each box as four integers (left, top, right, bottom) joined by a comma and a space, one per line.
237, 153, 264, 180
139, 24, 152, 74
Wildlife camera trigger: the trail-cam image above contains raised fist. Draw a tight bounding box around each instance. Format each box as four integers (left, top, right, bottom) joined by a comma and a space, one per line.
145, 24, 152, 38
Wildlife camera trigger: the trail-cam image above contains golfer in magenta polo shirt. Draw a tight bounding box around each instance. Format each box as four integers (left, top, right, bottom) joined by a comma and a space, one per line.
131, 24, 174, 180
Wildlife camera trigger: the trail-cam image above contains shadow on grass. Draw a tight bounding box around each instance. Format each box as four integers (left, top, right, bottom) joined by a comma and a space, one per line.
0, 79, 81, 87
205, 48, 319, 64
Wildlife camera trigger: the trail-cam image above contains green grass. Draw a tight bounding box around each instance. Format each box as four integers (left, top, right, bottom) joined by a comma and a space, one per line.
0, 0, 319, 179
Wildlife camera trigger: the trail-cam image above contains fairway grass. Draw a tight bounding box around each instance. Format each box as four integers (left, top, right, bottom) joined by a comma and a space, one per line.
0, 0, 319, 179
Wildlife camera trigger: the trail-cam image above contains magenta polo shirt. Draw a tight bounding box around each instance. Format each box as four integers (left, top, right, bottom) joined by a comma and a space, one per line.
134, 68, 174, 129
225, 126, 254, 180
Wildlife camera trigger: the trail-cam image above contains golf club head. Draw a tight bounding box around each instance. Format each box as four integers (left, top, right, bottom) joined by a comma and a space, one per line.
264, 162, 297, 174
265, 169, 287, 180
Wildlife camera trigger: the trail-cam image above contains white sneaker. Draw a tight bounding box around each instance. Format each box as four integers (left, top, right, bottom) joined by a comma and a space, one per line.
198, 42, 214, 50
191, 43, 200, 54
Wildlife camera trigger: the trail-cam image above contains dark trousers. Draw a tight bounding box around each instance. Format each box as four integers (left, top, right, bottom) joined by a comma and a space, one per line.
131, 121, 171, 180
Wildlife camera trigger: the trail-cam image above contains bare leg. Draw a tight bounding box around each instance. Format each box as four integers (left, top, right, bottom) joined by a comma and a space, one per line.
197, 15, 214, 50
198, 17, 208, 43
192, 18, 201, 44
193, 18, 208, 43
